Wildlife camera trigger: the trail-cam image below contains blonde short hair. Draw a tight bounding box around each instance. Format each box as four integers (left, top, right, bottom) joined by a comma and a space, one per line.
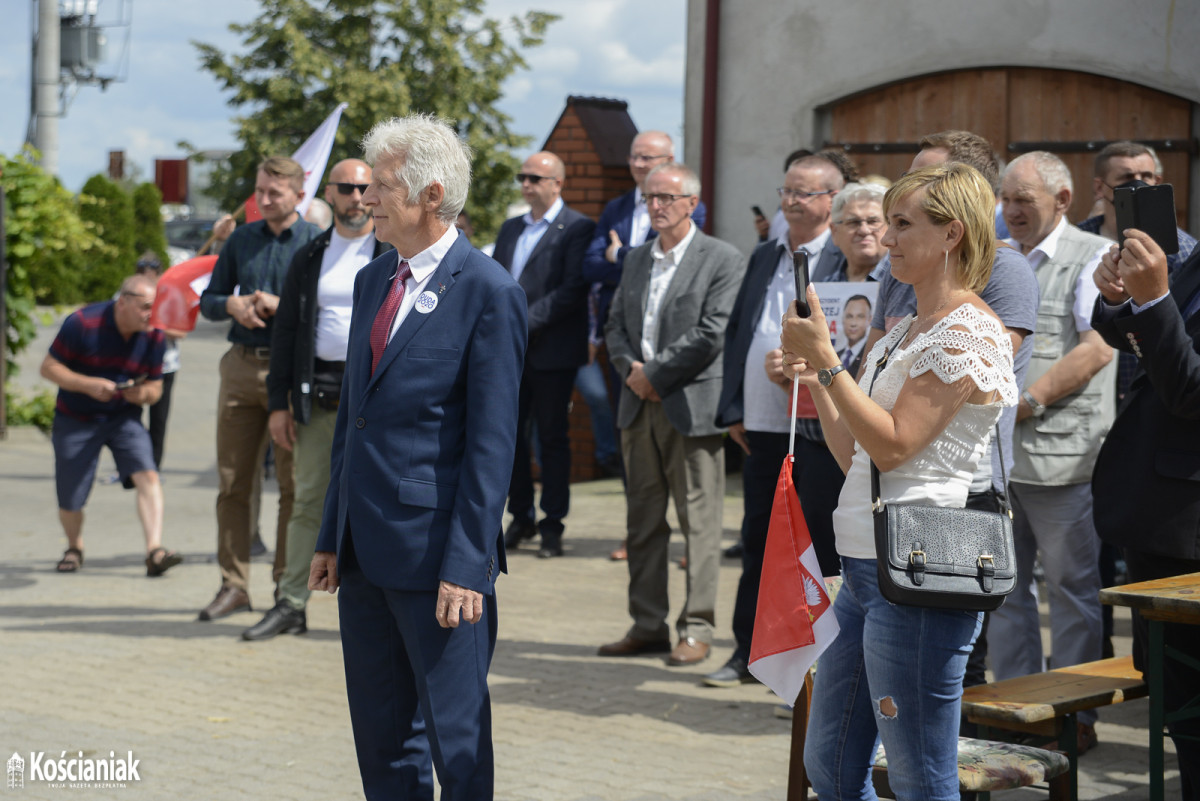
883, 163, 996, 293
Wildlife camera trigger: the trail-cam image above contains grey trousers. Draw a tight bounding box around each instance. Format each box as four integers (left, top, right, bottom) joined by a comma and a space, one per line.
988, 480, 1103, 724
621, 402, 724, 644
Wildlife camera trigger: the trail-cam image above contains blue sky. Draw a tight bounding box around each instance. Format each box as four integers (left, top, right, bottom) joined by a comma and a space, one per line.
0, 0, 688, 193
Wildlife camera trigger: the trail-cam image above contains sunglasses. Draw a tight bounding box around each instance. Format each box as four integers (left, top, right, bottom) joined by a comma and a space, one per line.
332, 182, 369, 195
516, 173, 555, 185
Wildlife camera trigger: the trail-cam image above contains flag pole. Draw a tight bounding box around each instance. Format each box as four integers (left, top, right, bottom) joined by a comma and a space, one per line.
787, 374, 800, 458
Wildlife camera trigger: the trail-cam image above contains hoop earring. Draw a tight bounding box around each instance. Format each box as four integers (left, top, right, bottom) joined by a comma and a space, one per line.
944, 250, 949, 275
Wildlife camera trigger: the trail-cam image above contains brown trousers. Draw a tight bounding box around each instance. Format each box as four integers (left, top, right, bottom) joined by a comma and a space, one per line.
215, 345, 294, 591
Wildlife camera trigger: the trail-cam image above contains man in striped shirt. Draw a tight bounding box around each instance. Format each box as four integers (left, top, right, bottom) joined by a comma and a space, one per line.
40, 273, 181, 577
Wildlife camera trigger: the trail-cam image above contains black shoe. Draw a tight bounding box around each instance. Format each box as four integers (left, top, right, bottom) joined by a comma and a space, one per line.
702, 657, 755, 688
250, 531, 268, 557
537, 542, 564, 559
599, 454, 623, 478
503, 518, 537, 549
723, 541, 744, 560
241, 601, 307, 641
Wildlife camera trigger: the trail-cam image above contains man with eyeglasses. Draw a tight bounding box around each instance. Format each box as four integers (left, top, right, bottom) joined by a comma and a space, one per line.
237, 159, 392, 640
707, 155, 847, 687
198, 156, 321, 621
492, 151, 595, 558
584, 131, 706, 560
41, 273, 182, 577
600, 162, 743, 667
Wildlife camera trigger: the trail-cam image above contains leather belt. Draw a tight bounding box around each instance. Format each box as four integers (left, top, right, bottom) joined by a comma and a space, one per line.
237, 344, 271, 360
314, 358, 346, 372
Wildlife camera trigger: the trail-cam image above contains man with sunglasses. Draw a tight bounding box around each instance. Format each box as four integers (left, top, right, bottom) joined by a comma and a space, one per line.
492, 151, 595, 558
198, 156, 321, 621
240, 159, 392, 640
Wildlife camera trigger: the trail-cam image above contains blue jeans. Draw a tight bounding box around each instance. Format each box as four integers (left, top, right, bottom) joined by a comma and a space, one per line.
805, 557, 982, 801
574, 360, 618, 462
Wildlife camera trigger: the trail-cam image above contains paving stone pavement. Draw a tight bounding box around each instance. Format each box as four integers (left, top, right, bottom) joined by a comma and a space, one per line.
0, 311, 1183, 799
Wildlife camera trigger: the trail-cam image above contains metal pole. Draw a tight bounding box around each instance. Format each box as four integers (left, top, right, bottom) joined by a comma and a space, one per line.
33, 0, 61, 175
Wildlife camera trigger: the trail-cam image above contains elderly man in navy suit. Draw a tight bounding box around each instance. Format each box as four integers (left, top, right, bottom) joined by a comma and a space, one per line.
1092, 232, 1200, 799
309, 114, 526, 801
492, 151, 595, 558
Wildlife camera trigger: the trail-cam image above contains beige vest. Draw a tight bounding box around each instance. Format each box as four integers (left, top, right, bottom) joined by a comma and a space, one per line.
1012, 224, 1116, 486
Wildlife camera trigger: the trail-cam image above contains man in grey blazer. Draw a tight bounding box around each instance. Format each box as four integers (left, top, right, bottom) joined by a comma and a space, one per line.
599, 162, 744, 667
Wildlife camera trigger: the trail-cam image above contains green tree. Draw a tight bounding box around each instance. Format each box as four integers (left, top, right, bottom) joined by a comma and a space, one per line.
188, 0, 556, 243
1, 147, 107, 374
132, 182, 169, 268
77, 174, 136, 301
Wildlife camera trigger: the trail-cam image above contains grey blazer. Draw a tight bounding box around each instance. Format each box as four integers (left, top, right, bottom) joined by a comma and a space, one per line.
604, 228, 745, 437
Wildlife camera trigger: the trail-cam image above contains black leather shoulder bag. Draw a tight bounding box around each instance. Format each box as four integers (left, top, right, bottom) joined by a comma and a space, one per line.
866, 345, 1017, 611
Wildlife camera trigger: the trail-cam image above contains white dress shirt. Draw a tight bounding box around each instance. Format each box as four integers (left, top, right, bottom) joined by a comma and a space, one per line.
511, 197, 564, 282
387, 225, 459, 342
629, 188, 652, 249
640, 221, 698, 362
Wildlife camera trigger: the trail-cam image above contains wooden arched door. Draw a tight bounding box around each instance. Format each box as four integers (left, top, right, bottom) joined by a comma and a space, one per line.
824, 68, 1194, 229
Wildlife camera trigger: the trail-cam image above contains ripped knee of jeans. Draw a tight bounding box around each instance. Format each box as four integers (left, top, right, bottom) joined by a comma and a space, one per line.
875, 695, 898, 719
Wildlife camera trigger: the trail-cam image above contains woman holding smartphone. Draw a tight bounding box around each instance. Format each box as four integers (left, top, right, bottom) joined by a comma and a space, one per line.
780, 163, 1017, 800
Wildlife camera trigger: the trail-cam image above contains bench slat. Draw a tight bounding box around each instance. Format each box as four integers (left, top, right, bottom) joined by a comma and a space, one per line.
962, 655, 1147, 725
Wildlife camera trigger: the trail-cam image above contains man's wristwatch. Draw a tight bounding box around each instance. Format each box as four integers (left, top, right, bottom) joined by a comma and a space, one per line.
817, 364, 847, 387
1021, 389, 1046, 418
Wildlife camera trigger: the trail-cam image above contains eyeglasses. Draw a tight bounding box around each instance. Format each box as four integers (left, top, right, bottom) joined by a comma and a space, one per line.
516, 173, 556, 185
644, 193, 692, 207
778, 187, 835, 202
838, 217, 885, 231
629, 154, 670, 166
332, 183, 369, 195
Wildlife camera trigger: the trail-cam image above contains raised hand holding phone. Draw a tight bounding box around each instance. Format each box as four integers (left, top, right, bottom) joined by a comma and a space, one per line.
792, 249, 811, 317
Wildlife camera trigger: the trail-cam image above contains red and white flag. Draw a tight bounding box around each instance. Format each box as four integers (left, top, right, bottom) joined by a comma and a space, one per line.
748, 454, 840, 703
244, 102, 348, 222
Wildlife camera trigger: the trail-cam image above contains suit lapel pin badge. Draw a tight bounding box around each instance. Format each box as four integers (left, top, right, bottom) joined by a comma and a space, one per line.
415, 291, 438, 314
437, 282, 446, 295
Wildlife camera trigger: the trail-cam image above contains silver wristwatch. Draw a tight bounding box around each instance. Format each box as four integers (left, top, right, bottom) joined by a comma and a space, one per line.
1021, 389, 1046, 418
817, 364, 847, 387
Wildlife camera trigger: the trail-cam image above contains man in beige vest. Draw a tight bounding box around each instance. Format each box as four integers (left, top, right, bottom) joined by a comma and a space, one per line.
988, 151, 1115, 752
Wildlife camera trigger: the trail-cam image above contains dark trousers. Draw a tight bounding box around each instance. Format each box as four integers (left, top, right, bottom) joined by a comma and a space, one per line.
731, 431, 791, 661
507, 367, 577, 543
146, 370, 175, 469
1124, 548, 1200, 801
338, 533, 497, 801
793, 436, 844, 580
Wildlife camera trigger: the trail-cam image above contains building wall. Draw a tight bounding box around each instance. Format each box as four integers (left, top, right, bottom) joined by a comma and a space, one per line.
685, 0, 1200, 255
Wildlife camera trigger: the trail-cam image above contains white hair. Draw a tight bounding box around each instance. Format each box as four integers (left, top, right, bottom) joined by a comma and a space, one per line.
832, 182, 886, 222
362, 114, 473, 225
645, 162, 700, 197
1009, 151, 1073, 196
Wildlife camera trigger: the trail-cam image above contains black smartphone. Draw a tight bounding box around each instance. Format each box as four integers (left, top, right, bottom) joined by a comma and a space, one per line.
1114, 183, 1179, 255
751, 205, 765, 219
792, 249, 811, 318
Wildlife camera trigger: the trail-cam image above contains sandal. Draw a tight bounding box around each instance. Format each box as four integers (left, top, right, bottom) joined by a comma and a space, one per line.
56, 548, 84, 573
145, 547, 183, 577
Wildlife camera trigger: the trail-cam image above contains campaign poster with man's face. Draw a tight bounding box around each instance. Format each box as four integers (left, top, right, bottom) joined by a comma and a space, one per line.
792, 282, 881, 418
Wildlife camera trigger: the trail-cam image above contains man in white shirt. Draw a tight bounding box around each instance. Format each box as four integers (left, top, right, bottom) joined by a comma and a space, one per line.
251, 159, 391, 641
599, 163, 744, 667
989, 151, 1115, 752
491, 151, 595, 558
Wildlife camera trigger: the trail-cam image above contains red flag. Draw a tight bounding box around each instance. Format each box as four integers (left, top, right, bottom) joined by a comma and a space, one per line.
150, 255, 218, 332
748, 455, 839, 703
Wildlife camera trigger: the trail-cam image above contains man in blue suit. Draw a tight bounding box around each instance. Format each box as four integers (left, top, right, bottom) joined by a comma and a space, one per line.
491, 151, 595, 558
309, 114, 527, 801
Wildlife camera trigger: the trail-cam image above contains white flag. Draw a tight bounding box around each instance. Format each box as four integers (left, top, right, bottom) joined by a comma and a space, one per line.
291, 102, 348, 217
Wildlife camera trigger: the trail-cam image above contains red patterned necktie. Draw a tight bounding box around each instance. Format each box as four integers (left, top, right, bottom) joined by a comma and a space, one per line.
369, 259, 412, 375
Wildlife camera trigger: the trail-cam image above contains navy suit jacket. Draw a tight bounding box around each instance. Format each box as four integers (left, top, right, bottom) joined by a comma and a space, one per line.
715, 236, 846, 428
316, 234, 528, 593
492, 205, 595, 371
1092, 247, 1200, 559
583, 189, 708, 330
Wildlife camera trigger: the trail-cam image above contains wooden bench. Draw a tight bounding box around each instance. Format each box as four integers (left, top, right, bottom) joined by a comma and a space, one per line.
960, 655, 1148, 801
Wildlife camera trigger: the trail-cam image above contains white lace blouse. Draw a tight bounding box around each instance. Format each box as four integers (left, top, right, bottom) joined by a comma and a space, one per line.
831, 303, 1018, 560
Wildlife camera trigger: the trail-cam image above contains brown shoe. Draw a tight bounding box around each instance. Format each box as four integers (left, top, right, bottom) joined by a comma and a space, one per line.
597, 635, 671, 657
198, 586, 252, 621
668, 637, 710, 666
